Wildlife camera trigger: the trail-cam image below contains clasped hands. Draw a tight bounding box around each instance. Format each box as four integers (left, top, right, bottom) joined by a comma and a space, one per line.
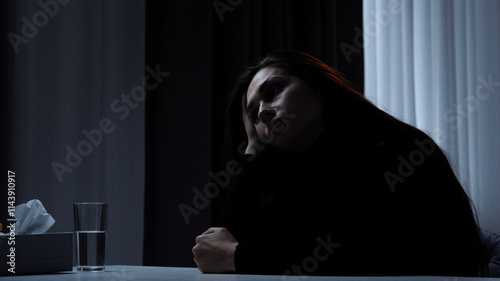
192, 227, 239, 273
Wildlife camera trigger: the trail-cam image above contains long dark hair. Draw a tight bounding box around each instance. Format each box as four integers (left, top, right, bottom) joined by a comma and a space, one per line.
223, 50, 488, 275
224, 50, 407, 160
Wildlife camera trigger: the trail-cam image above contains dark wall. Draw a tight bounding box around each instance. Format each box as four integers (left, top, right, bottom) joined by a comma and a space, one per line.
144, 0, 363, 267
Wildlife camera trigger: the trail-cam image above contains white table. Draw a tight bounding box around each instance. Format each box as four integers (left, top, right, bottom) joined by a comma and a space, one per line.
1, 265, 497, 281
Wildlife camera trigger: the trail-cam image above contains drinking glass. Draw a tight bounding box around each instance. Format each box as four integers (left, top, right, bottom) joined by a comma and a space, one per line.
73, 202, 107, 272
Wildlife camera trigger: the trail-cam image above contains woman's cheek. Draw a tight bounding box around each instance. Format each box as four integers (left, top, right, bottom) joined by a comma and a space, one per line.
256, 124, 273, 144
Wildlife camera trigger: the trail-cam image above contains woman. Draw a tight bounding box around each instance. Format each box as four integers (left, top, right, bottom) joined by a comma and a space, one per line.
192, 51, 488, 276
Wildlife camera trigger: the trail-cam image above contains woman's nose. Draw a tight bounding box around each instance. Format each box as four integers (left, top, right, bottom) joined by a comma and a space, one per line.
258, 105, 276, 126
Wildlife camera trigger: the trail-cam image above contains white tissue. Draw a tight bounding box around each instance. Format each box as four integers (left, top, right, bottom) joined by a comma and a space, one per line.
13, 199, 55, 235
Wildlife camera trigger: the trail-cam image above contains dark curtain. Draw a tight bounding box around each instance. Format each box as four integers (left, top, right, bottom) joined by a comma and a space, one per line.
144, 0, 363, 267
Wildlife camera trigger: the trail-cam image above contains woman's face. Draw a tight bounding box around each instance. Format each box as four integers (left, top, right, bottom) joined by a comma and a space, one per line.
245, 67, 326, 153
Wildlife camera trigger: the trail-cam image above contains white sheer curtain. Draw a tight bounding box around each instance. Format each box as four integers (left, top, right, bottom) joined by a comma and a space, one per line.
363, 0, 500, 234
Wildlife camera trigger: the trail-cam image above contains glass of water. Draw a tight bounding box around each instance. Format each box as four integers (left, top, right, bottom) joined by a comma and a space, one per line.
73, 202, 107, 272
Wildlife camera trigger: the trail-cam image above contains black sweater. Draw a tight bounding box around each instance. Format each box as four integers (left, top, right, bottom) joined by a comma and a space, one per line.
216, 125, 483, 276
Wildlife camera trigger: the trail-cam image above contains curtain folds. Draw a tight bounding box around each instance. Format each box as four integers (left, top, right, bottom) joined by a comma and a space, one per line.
5, 0, 145, 265
363, 0, 500, 234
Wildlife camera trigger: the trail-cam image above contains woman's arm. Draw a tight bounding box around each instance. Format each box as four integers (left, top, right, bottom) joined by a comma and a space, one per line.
205, 155, 356, 276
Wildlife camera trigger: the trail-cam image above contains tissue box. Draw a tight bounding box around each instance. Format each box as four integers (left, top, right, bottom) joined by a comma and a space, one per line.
0, 232, 73, 276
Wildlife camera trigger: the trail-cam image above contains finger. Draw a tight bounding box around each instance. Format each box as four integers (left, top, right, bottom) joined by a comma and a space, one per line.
203, 227, 220, 235
195, 235, 203, 243
194, 257, 202, 272
242, 92, 249, 117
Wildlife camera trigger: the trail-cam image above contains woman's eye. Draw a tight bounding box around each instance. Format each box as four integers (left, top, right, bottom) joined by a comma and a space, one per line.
270, 84, 283, 94
265, 84, 283, 101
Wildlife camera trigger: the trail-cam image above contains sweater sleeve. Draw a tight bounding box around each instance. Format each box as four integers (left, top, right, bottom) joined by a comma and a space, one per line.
215, 154, 262, 238
233, 233, 357, 276
215, 155, 356, 276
